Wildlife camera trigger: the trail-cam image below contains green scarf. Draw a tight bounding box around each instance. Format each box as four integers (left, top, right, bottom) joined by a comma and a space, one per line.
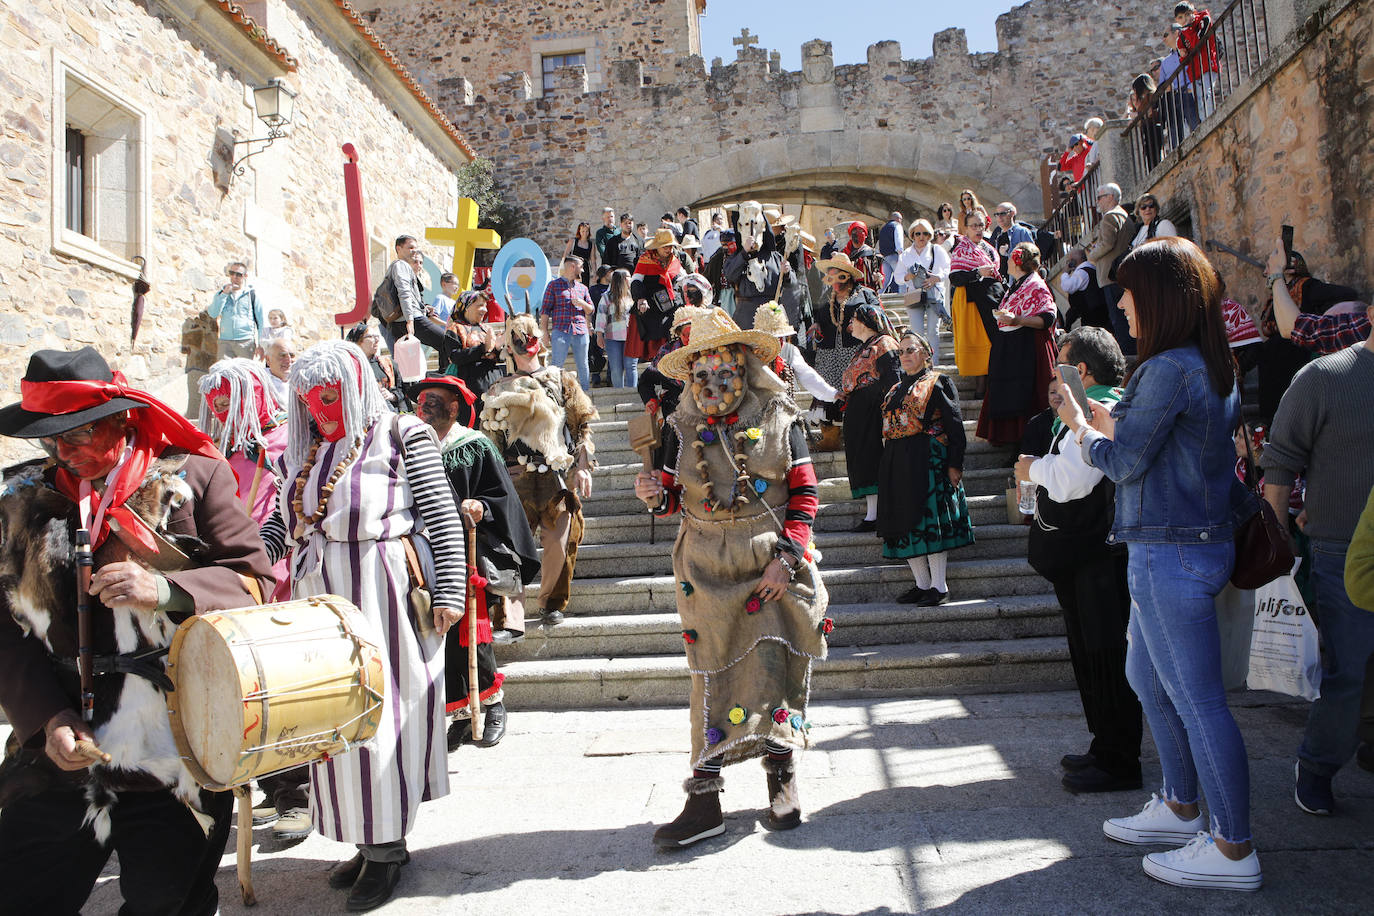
1051, 383, 1123, 436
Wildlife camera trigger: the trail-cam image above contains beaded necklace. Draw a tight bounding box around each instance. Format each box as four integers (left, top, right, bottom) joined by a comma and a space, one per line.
691, 412, 766, 512
290, 437, 362, 539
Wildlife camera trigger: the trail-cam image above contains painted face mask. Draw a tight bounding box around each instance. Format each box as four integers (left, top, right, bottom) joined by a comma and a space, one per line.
205, 379, 232, 424
689, 346, 747, 416
304, 382, 346, 441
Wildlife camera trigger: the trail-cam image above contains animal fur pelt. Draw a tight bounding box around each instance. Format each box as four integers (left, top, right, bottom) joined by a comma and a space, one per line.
479, 368, 598, 472
0, 459, 210, 843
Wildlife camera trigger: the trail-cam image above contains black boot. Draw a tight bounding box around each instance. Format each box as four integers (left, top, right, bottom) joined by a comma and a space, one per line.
327, 852, 365, 890
762, 756, 801, 830
473, 702, 507, 747
346, 854, 408, 911
652, 776, 725, 849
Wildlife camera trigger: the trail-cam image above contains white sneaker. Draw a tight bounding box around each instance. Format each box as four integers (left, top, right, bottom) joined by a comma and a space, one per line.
1143, 832, 1262, 891
1103, 793, 1206, 845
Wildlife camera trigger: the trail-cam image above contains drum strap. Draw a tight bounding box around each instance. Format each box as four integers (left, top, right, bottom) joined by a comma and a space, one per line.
57, 647, 173, 692
401, 537, 427, 588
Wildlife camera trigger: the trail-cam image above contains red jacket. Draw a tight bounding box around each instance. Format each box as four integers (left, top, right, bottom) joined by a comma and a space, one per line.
1178, 10, 1219, 81
1057, 143, 1091, 183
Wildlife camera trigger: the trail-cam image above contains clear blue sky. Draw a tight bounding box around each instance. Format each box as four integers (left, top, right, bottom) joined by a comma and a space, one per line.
699, 0, 1012, 70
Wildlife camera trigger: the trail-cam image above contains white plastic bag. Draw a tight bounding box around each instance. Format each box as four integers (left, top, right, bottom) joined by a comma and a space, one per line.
1246, 560, 1321, 700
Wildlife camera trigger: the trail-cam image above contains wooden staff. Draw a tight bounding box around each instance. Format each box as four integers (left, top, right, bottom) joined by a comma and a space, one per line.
233, 785, 257, 906
627, 411, 661, 545
75, 529, 95, 723
74, 740, 111, 765
245, 448, 267, 513
464, 517, 483, 742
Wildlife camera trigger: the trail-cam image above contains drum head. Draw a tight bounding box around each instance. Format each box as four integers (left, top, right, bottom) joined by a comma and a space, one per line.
174, 617, 248, 787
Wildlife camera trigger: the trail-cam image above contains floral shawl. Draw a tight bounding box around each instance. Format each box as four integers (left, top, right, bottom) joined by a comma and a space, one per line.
949, 235, 997, 273
996, 272, 1056, 331
840, 334, 898, 398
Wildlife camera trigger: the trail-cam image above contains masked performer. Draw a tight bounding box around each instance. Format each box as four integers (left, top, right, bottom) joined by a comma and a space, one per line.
258, 340, 465, 911
634, 309, 830, 849
197, 357, 313, 841
416, 375, 539, 741
0, 347, 272, 915
480, 315, 597, 630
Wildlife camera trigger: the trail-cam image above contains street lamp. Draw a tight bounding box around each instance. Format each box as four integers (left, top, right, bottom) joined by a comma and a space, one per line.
230, 78, 297, 177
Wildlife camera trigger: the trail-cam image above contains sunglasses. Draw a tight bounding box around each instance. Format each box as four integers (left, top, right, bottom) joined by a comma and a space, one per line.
41, 420, 104, 447
912, 231, 931, 237
994, 211, 1012, 217
228, 271, 246, 277
1138, 203, 1157, 210
899, 346, 926, 355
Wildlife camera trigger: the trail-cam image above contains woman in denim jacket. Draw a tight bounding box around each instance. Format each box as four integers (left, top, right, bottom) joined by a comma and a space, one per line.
1058, 238, 1260, 891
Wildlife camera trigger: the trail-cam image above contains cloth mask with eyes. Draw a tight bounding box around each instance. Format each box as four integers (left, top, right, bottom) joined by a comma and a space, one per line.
688, 346, 748, 416
304, 382, 346, 441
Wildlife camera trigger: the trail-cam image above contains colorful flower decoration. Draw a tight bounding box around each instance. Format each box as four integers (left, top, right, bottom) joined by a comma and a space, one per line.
789, 713, 805, 731
753, 479, 768, 494
701, 429, 716, 443
745, 596, 762, 614
728, 705, 748, 725
771, 707, 789, 725
680, 580, 694, 596
705, 727, 725, 745
682, 629, 698, 644
745, 427, 762, 441
820, 617, 835, 635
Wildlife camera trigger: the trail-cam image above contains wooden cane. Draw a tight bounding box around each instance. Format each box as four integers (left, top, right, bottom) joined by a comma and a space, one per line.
627, 411, 661, 545
464, 517, 483, 742
233, 785, 257, 906
245, 449, 267, 513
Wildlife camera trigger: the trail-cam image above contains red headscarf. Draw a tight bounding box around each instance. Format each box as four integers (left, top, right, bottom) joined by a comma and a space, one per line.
21, 372, 222, 550
843, 221, 869, 257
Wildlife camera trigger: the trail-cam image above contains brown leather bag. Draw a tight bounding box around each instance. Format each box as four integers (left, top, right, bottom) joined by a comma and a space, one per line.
1230, 427, 1294, 589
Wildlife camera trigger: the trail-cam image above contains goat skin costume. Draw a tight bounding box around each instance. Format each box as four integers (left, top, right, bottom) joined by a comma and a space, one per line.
656, 345, 829, 767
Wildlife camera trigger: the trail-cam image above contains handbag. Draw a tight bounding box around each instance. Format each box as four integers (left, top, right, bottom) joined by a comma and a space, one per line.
1230, 425, 1295, 589
401, 535, 435, 638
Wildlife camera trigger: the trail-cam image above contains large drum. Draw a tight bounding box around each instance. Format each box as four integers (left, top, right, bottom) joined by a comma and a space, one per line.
166, 595, 386, 790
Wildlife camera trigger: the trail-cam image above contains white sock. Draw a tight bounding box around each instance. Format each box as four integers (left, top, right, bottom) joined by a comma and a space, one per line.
864, 494, 878, 521
928, 552, 948, 593
907, 556, 931, 589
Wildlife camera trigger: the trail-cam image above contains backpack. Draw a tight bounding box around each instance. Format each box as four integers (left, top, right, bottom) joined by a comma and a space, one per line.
370, 273, 402, 323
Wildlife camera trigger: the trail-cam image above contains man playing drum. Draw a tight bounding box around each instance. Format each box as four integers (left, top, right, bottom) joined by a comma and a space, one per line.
0, 347, 274, 915
259, 340, 465, 912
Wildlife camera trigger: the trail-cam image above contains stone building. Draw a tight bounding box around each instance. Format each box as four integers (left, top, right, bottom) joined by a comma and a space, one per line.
363, 0, 1165, 248
0, 0, 475, 464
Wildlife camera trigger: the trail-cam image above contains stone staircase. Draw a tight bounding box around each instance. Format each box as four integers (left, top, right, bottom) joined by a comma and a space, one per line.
494, 332, 1074, 708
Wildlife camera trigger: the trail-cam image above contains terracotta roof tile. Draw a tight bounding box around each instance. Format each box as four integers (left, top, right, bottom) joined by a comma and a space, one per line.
329, 0, 478, 161
212, 0, 300, 71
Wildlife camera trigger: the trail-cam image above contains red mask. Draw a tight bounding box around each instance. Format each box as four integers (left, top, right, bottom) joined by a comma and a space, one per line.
304, 382, 346, 441
55, 418, 128, 481
680, 326, 691, 345
205, 379, 232, 424
520, 337, 540, 357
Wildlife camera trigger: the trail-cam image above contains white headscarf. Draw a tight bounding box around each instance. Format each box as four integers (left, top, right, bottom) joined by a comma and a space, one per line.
285, 341, 387, 470
197, 357, 286, 455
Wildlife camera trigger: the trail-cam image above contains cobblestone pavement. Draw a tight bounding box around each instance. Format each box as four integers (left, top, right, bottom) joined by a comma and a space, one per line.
85, 690, 1373, 915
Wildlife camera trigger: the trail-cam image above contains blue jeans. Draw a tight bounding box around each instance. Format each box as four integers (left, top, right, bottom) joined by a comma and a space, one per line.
548, 329, 590, 392
604, 338, 637, 388
1125, 540, 1251, 842
1300, 538, 1374, 777
906, 303, 942, 367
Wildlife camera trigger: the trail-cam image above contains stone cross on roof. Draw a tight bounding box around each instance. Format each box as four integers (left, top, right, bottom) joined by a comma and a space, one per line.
733, 28, 759, 55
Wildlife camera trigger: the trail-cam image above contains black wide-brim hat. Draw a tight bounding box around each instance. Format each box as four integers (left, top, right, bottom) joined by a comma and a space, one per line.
0, 347, 144, 438
414, 373, 477, 426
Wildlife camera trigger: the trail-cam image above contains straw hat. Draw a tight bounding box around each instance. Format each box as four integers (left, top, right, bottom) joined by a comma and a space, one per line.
680, 234, 702, 250
671, 304, 714, 333
772, 213, 796, 229
752, 302, 796, 339
645, 227, 678, 250
817, 251, 865, 281
657, 308, 781, 381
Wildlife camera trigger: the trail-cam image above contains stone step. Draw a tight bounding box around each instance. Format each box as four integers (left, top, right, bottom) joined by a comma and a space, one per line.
569, 523, 1029, 578
498, 594, 1063, 663
559, 555, 1039, 615
591, 435, 1013, 468
592, 461, 1014, 499
577, 488, 1017, 526
498, 636, 1073, 709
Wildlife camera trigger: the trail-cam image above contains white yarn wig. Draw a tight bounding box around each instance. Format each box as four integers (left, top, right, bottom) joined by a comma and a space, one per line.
285, 340, 386, 469
197, 357, 286, 455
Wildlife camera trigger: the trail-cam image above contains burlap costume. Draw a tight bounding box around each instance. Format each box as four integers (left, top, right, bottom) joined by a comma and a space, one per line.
666, 357, 829, 767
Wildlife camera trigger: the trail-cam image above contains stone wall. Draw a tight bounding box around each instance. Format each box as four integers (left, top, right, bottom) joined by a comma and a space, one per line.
1138, 0, 1372, 309
364, 0, 1168, 252
0, 0, 465, 464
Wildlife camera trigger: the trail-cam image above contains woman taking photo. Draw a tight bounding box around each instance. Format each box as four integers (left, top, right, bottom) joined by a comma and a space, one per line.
442, 290, 503, 402
836, 303, 900, 532
894, 219, 951, 366
878, 331, 973, 606
1056, 237, 1259, 891
563, 222, 594, 284
596, 268, 638, 388
948, 211, 1004, 399
979, 242, 1057, 446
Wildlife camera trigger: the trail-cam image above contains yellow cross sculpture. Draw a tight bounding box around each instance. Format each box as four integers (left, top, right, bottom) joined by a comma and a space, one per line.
426, 197, 501, 291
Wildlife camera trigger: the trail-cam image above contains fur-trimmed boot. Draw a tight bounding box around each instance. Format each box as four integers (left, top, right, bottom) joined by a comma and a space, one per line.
652, 776, 725, 849
763, 756, 801, 830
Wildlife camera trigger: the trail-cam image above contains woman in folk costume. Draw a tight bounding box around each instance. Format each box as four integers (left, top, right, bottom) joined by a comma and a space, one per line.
878, 331, 975, 607
979, 242, 1059, 447
627, 228, 685, 362
811, 251, 882, 397
948, 211, 1005, 400
634, 309, 830, 849
259, 340, 465, 912
837, 303, 901, 532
